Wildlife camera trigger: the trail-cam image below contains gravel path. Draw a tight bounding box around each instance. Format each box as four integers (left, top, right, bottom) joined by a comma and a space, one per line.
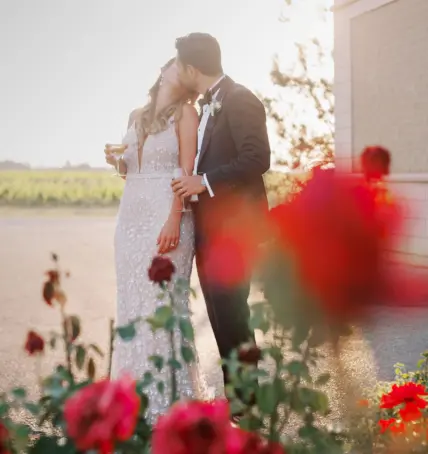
1, 215, 427, 411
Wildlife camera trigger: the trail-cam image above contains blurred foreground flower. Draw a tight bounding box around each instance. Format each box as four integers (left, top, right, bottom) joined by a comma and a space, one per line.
64, 376, 140, 454
152, 399, 231, 454
201, 195, 269, 287
268, 170, 428, 325
269, 170, 387, 321
24, 330, 45, 356
0, 422, 10, 454
226, 426, 286, 454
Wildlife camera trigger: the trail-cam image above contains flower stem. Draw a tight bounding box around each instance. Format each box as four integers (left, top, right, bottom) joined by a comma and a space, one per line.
108, 318, 115, 378
167, 287, 178, 405
60, 305, 73, 378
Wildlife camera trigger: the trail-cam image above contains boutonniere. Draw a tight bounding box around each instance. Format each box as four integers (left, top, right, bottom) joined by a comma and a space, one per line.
209, 99, 222, 117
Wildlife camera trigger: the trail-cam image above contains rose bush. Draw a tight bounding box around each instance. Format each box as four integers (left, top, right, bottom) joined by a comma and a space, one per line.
1, 169, 427, 454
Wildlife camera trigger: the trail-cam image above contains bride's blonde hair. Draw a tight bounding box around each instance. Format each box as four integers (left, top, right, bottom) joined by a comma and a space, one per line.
135, 58, 197, 145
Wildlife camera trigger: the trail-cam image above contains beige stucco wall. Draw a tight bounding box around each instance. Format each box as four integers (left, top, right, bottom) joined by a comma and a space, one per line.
350, 0, 428, 173
334, 0, 428, 260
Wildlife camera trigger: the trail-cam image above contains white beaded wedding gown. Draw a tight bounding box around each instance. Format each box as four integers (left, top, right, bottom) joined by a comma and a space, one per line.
111, 116, 200, 422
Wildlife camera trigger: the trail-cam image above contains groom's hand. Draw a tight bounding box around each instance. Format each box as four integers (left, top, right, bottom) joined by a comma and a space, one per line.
171, 175, 206, 198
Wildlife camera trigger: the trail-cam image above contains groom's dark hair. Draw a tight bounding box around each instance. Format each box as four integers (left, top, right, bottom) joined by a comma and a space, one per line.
175, 33, 223, 76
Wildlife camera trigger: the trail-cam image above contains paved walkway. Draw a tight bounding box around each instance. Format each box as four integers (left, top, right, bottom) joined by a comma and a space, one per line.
1, 215, 427, 409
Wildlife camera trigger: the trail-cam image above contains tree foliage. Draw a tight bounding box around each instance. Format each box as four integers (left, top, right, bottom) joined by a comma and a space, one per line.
264, 1, 334, 170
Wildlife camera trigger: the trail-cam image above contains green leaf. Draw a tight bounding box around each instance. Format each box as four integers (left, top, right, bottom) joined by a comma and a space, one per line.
12, 387, 27, 399
315, 373, 331, 386
65, 315, 81, 341
28, 436, 76, 454
297, 388, 330, 414
256, 384, 278, 414
229, 398, 246, 416
88, 344, 104, 357
49, 336, 57, 349
117, 323, 137, 341
87, 358, 96, 380
139, 372, 154, 389
25, 402, 40, 416
0, 402, 9, 417
154, 305, 174, 324
178, 318, 195, 341
417, 359, 426, 369
181, 346, 195, 364
149, 355, 164, 372
75, 345, 86, 370
249, 305, 271, 334
167, 358, 182, 370
157, 381, 165, 395
164, 315, 176, 332
286, 361, 308, 378
147, 305, 175, 331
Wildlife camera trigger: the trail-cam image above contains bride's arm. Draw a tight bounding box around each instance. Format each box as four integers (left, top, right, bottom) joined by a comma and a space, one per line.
157, 104, 198, 254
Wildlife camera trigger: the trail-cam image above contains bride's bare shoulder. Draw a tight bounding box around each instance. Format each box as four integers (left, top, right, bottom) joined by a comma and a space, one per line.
180, 103, 198, 124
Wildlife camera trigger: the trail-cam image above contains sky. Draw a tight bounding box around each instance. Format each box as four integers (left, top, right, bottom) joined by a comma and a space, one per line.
0, 0, 331, 167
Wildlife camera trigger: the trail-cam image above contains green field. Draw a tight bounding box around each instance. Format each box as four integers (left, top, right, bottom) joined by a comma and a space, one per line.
0, 169, 297, 208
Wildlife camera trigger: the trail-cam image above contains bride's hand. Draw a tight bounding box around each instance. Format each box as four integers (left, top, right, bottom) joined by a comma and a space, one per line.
105, 153, 117, 167
157, 214, 181, 254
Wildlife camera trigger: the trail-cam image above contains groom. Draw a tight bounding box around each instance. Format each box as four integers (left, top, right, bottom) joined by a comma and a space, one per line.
172, 33, 271, 397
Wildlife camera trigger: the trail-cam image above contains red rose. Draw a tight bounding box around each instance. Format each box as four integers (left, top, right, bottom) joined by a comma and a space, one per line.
64, 376, 140, 454
226, 427, 285, 454
0, 422, 10, 454
380, 383, 427, 422
238, 343, 262, 364
24, 330, 45, 356
148, 256, 176, 284
152, 399, 231, 454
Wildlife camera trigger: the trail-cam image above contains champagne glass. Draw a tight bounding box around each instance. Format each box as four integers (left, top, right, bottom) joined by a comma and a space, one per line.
105, 143, 127, 177
173, 168, 192, 212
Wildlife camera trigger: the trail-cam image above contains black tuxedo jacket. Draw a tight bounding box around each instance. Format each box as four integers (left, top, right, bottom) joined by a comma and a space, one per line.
195, 76, 271, 220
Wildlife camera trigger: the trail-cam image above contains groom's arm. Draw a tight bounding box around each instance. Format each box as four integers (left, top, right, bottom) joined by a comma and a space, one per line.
204, 87, 271, 192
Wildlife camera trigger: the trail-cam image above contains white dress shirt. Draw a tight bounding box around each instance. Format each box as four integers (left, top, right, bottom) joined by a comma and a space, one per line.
192, 75, 226, 201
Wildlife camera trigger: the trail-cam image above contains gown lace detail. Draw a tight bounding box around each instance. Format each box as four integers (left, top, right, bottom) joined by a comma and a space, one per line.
111, 118, 201, 423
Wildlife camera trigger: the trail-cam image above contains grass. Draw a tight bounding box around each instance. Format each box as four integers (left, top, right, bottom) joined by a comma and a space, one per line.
0, 169, 300, 208
0, 170, 124, 207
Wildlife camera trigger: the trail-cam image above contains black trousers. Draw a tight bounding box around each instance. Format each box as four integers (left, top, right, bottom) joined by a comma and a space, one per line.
195, 232, 255, 387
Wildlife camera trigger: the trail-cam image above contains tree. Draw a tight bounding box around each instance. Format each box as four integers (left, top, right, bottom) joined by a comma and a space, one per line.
263, 1, 334, 171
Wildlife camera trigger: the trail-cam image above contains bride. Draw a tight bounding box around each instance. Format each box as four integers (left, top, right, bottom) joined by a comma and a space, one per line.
105, 58, 200, 421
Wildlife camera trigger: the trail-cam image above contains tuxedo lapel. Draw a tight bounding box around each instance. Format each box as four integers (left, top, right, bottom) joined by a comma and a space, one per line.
197, 76, 234, 170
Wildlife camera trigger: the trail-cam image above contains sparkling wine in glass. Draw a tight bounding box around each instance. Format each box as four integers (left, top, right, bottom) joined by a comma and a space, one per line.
105, 143, 127, 176
173, 168, 192, 212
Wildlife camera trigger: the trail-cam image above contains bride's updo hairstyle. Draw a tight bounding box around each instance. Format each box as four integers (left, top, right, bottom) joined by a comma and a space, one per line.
135, 58, 197, 145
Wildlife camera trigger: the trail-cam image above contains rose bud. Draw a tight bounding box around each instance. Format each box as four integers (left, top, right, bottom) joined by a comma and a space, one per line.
24, 330, 45, 356
148, 256, 176, 284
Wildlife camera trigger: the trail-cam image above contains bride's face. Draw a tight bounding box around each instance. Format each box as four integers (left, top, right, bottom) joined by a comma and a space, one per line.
162, 62, 187, 98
